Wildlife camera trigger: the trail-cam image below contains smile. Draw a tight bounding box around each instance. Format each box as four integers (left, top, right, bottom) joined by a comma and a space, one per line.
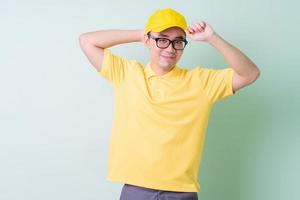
161, 55, 175, 60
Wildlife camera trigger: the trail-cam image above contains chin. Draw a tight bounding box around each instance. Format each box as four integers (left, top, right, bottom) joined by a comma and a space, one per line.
159, 61, 175, 69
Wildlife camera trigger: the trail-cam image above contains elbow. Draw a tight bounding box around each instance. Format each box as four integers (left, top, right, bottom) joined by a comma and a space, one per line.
79, 33, 88, 46
255, 68, 261, 80
250, 68, 261, 83
79, 32, 97, 46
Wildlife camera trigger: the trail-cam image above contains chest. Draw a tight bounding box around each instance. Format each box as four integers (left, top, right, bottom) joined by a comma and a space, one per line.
117, 73, 209, 111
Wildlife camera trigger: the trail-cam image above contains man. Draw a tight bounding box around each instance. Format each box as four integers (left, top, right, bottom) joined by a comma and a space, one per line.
79, 8, 260, 200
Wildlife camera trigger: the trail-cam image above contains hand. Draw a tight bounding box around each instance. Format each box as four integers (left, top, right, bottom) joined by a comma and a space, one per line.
185, 21, 217, 43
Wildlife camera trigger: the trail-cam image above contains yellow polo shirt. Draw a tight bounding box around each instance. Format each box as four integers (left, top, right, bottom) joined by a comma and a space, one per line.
98, 48, 236, 192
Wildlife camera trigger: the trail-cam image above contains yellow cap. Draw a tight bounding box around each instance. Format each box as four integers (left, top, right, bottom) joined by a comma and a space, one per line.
144, 8, 187, 34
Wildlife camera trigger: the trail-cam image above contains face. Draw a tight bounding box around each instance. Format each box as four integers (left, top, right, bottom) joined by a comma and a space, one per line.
144, 27, 186, 72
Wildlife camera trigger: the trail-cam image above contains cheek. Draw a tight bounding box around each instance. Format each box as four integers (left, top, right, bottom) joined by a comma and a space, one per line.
150, 48, 162, 59
174, 53, 182, 62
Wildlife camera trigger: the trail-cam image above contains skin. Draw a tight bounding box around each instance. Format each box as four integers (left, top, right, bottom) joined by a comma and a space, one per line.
142, 21, 261, 91
143, 27, 186, 76
187, 21, 261, 92
79, 21, 260, 92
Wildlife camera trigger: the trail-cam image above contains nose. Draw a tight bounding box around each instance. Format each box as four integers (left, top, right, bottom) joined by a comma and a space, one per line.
165, 42, 176, 53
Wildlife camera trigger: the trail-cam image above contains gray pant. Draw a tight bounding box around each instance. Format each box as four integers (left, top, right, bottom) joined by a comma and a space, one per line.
119, 184, 198, 200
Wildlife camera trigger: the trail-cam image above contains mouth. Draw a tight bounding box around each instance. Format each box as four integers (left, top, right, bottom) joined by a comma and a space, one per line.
161, 55, 175, 60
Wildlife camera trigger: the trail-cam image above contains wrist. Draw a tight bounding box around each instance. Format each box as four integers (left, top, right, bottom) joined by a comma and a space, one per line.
139, 29, 146, 42
132, 29, 145, 42
207, 32, 220, 45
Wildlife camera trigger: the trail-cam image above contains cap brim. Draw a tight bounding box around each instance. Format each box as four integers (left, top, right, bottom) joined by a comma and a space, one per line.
147, 23, 187, 33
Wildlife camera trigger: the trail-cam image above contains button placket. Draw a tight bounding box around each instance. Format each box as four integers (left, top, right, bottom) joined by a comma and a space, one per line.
155, 77, 165, 99
148, 76, 166, 99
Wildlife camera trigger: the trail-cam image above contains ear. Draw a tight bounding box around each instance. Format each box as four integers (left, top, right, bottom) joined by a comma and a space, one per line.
142, 33, 150, 48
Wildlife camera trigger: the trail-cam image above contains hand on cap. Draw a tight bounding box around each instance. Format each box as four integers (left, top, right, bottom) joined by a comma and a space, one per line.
185, 21, 217, 43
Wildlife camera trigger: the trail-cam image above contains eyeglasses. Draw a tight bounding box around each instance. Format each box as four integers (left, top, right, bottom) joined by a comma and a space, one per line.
148, 34, 188, 50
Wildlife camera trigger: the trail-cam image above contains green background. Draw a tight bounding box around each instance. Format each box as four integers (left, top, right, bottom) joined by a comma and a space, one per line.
0, 0, 299, 199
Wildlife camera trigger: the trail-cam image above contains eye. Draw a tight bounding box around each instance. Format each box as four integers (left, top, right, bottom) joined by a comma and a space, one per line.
158, 38, 169, 43
174, 40, 184, 45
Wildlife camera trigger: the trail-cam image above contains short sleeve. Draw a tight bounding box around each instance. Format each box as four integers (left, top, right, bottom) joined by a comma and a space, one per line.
97, 48, 130, 87
197, 67, 235, 103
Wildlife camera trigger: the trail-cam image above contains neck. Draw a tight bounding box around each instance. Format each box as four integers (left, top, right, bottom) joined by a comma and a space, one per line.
150, 63, 175, 76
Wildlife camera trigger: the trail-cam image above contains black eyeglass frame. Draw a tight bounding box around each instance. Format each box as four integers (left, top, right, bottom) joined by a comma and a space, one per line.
147, 33, 188, 50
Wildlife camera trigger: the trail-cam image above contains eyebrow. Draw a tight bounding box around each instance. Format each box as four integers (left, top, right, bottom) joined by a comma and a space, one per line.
158, 33, 185, 40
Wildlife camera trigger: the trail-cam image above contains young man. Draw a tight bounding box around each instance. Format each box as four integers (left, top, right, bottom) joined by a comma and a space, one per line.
79, 8, 260, 200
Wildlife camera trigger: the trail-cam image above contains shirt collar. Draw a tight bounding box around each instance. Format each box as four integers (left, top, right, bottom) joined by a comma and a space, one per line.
144, 62, 180, 79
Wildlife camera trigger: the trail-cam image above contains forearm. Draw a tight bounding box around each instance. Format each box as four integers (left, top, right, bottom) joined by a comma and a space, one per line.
79, 29, 144, 49
208, 33, 260, 79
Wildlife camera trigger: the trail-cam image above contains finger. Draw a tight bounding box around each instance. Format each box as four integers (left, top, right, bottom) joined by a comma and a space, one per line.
187, 26, 194, 33
188, 25, 197, 33
193, 22, 204, 32
185, 29, 192, 35
198, 21, 206, 29
194, 23, 205, 32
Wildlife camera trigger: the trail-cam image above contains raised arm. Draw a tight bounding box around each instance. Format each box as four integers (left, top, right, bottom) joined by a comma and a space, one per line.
185, 22, 261, 92
79, 29, 144, 71
208, 33, 260, 92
